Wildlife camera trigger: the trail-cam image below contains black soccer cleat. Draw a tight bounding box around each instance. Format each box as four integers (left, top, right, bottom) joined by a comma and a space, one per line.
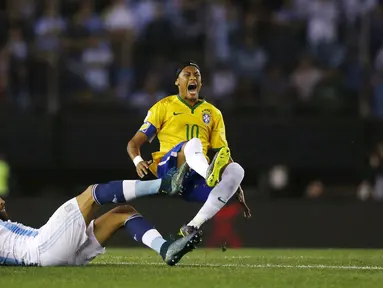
158, 163, 191, 196
161, 230, 202, 266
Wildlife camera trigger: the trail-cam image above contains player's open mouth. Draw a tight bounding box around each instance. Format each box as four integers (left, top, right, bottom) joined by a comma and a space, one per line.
188, 84, 197, 94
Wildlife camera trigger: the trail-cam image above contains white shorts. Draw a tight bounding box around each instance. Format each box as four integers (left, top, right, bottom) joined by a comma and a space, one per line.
35, 198, 105, 266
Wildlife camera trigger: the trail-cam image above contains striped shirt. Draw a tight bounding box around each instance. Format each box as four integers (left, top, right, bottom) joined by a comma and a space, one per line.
0, 220, 39, 266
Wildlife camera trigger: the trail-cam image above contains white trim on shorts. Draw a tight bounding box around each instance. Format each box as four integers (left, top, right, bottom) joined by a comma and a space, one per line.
158, 151, 178, 166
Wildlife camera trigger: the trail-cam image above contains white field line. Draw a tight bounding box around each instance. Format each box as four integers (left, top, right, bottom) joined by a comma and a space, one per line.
106, 255, 337, 260
105, 255, 252, 260
93, 261, 383, 271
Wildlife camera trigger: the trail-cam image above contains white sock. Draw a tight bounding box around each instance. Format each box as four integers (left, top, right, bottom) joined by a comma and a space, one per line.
142, 229, 167, 254
187, 163, 245, 228
122, 179, 161, 202
184, 138, 209, 179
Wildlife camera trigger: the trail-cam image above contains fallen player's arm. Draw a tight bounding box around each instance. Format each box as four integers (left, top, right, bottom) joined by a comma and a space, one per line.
0, 209, 9, 221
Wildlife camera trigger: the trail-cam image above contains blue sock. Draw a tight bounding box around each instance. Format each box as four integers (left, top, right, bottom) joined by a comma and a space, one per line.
92, 181, 125, 205
92, 179, 161, 205
124, 214, 168, 256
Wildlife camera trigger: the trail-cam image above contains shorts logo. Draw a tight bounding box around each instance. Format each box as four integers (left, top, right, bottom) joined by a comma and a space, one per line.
65, 203, 74, 212
202, 109, 211, 125
139, 122, 151, 133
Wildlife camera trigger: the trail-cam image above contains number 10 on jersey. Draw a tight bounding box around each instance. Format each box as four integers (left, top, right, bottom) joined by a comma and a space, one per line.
186, 124, 199, 140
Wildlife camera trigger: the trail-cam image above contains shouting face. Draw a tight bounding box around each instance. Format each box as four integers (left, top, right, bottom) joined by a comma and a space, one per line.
175, 65, 202, 102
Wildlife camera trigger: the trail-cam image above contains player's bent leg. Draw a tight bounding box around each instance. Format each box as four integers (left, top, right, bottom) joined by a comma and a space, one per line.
76, 186, 100, 226
92, 205, 138, 245
91, 180, 162, 206
124, 210, 202, 266
92, 206, 202, 266
186, 162, 244, 229
66, 205, 145, 266
77, 170, 184, 216
206, 146, 231, 188
181, 138, 210, 178
62, 182, 169, 246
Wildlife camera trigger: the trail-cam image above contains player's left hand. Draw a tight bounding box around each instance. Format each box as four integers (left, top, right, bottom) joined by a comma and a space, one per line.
136, 160, 153, 178
236, 187, 251, 219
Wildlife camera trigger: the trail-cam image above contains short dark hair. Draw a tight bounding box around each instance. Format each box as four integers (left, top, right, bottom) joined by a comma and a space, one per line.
175, 61, 200, 78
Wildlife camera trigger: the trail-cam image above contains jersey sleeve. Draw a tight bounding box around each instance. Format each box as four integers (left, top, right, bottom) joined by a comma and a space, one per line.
210, 110, 228, 149
138, 102, 165, 142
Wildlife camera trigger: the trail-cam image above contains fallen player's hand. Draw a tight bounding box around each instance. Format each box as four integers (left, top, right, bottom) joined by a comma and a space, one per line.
0, 198, 5, 211
236, 187, 252, 219
136, 160, 153, 178
0, 198, 9, 221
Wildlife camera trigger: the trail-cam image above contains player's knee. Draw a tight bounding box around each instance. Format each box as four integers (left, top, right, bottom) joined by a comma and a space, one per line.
184, 138, 202, 154
188, 137, 202, 146
110, 205, 137, 215
78, 185, 94, 199
225, 162, 245, 182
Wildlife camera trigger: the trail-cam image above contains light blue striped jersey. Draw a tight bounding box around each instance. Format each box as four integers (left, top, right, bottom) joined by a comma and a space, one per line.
0, 220, 39, 266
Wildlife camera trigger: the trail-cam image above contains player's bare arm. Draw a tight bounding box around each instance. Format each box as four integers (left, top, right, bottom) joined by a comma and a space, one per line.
236, 186, 251, 219
127, 132, 152, 178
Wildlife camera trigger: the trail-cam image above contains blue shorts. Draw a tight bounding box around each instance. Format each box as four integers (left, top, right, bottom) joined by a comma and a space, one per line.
157, 142, 212, 203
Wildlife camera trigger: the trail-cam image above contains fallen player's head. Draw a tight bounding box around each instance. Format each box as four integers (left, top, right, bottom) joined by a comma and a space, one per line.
175, 61, 202, 102
0, 198, 9, 221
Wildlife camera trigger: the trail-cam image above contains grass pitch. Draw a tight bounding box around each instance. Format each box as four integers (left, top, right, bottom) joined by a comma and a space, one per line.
2, 249, 383, 288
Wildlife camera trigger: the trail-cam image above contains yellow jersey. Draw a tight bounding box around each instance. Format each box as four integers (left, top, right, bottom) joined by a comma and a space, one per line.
138, 95, 228, 176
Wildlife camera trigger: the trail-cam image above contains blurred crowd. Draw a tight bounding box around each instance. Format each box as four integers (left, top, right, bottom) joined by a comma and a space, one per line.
0, 0, 382, 116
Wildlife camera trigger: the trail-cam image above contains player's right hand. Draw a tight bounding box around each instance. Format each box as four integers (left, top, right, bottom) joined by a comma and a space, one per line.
136, 160, 153, 178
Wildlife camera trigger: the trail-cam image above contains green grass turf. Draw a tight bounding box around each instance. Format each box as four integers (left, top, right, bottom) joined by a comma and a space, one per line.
2, 249, 383, 288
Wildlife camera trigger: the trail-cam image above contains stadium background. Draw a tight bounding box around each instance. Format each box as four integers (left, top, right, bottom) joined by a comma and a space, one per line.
0, 0, 383, 248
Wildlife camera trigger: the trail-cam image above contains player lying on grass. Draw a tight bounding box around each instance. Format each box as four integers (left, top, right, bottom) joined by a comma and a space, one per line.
127, 61, 251, 236
0, 169, 201, 266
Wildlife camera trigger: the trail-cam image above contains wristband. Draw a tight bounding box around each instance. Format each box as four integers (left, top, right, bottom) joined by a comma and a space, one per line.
133, 156, 144, 167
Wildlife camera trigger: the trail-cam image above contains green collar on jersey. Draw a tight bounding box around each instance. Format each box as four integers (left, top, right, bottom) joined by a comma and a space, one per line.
177, 95, 205, 113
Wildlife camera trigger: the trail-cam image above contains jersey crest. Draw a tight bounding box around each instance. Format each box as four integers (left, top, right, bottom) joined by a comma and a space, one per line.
202, 109, 211, 125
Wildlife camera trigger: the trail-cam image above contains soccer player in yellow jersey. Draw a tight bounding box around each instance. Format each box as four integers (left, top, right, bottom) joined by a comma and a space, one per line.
127, 61, 251, 236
